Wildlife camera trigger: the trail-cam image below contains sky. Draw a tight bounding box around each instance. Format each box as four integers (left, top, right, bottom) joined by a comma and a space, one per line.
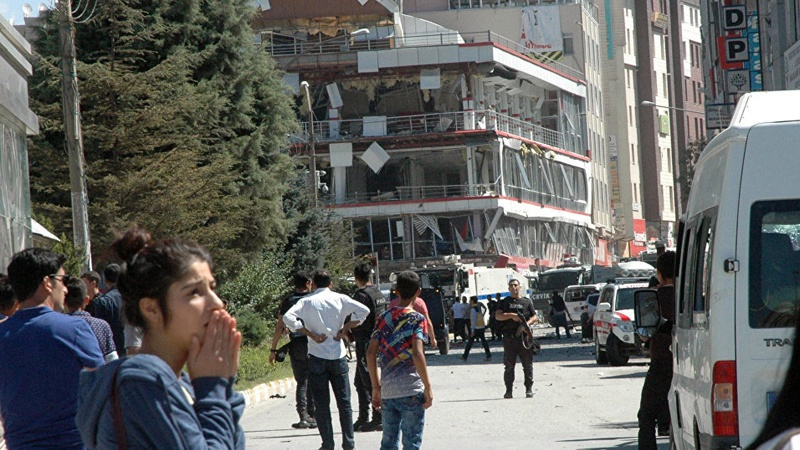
1, 0, 52, 26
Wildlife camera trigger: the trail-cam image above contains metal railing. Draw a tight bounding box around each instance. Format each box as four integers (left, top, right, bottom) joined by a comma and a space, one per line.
328, 181, 588, 211
332, 183, 499, 205
300, 109, 569, 151
260, 29, 584, 82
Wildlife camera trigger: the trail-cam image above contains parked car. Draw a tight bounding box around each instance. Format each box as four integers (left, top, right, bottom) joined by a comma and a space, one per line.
594, 280, 650, 366
562, 284, 602, 325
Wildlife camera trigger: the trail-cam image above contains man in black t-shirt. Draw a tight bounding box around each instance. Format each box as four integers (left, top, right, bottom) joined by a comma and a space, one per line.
495, 278, 539, 399
351, 262, 387, 432
269, 271, 316, 429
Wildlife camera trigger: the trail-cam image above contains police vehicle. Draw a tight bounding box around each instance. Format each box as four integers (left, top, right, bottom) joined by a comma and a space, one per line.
593, 280, 650, 366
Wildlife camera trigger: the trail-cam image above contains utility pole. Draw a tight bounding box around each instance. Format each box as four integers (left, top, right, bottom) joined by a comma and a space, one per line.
58, 0, 92, 270
301, 81, 318, 207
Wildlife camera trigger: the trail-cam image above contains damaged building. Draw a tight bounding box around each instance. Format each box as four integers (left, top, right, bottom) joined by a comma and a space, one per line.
256, 0, 609, 275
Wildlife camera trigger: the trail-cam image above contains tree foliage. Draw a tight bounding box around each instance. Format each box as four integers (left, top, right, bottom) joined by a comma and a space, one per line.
282, 172, 358, 289
27, 0, 298, 276
678, 139, 706, 203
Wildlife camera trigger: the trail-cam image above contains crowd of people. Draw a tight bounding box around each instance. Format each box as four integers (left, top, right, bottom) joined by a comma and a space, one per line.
14, 231, 800, 450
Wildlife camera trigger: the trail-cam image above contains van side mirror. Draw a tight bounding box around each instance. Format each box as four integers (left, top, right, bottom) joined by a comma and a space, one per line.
597, 302, 611, 312
634, 289, 661, 338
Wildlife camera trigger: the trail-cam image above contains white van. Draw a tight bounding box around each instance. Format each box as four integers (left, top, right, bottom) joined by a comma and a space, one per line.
670, 91, 800, 449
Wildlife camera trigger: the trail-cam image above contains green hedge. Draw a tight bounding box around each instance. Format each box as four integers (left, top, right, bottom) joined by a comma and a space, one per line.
236, 342, 295, 390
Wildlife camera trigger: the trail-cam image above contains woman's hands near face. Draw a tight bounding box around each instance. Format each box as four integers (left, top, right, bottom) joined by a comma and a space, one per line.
188, 310, 242, 380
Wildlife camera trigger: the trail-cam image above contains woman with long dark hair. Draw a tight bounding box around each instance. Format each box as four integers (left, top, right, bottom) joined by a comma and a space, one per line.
76, 227, 244, 449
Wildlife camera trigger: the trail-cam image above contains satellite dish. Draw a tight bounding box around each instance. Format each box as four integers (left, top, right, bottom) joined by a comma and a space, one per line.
22, 3, 33, 17
39, 3, 49, 12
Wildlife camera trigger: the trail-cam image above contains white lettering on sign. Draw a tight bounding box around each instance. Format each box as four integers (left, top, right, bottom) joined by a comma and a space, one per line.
722, 5, 747, 31
725, 37, 749, 63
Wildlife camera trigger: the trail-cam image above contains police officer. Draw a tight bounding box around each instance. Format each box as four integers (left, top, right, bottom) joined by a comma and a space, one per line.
638, 251, 676, 449
269, 271, 316, 429
351, 262, 387, 432
495, 278, 539, 399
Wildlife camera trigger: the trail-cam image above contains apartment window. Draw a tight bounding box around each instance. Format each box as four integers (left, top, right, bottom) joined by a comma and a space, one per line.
626, 30, 631, 54
663, 74, 668, 97
634, 183, 639, 203
631, 143, 636, 164
660, 0, 667, 13
628, 105, 633, 127
563, 34, 574, 54
666, 149, 672, 172
667, 186, 675, 211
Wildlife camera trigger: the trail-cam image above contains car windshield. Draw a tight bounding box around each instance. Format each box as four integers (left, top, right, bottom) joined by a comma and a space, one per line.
615, 288, 639, 310
539, 271, 581, 291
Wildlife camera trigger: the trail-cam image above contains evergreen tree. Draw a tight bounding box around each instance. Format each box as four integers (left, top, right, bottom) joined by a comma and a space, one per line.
27, 0, 298, 275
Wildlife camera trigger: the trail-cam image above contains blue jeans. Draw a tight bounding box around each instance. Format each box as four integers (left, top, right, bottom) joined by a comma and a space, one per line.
309, 355, 354, 450
380, 392, 426, 450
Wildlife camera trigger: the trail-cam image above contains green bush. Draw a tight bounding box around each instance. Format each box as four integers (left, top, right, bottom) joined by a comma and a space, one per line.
218, 251, 291, 319
236, 342, 294, 390
234, 307, 270, 347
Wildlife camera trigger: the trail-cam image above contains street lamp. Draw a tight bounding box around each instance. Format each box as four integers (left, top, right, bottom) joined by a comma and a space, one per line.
293, 28, 370, 208
300, 80, 318, 207
640, 100, 702, 114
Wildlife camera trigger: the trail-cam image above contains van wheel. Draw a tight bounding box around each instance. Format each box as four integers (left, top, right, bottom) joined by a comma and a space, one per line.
606, 334, 630, 366
439, 334, 450, 355
595, 332, 608, 364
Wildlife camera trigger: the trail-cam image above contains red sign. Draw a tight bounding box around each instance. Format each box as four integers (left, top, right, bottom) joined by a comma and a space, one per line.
631, 219, 648, 257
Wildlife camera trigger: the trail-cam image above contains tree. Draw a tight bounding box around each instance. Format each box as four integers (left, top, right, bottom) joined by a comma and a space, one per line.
678, 139, 706, 204
282, 171, 358, 289
26, 0, 299, 276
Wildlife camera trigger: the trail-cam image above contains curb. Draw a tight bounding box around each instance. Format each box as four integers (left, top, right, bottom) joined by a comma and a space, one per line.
239, 377, 297, 407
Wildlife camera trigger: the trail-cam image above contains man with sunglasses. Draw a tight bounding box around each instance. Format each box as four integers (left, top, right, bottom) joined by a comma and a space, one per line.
0, 248, 104, 449
495, 278, 539, 399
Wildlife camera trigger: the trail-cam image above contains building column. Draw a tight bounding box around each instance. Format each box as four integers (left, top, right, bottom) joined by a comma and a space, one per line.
334, 166, 347, 204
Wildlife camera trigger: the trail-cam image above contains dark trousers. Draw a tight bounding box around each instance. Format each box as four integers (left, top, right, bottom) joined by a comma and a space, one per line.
580, 312, 593, 339
289, 338, 314, 417
353, 335, 378, 420
553, 312, 571, 338
638, 357, 673, 450
502, 336, 533, 390
463, 328, 491, 359
453, 318, 469, 342
309, 355, 355, 450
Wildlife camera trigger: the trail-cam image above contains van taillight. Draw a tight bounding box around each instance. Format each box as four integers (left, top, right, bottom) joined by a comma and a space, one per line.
712, 360, 738, 436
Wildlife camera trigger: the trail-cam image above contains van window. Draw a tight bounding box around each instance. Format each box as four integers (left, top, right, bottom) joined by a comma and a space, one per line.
695, 214, 716, 319
677, 209, 717, 328
749, 200, 800, 328
679, 220, 699, 329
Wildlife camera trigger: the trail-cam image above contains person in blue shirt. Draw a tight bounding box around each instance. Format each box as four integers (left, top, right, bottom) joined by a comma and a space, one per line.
0, 274, 17, 321
76, 227, 244, 450
64, 275, 119, 362
0, 248, 105, 449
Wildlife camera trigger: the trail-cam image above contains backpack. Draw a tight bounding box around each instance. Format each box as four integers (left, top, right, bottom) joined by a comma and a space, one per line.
473, 304, 487, 328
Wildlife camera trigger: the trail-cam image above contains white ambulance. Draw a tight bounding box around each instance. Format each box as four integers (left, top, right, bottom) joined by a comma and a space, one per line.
670, 91, 800, 449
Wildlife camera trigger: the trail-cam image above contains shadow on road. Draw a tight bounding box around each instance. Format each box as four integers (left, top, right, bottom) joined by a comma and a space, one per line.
600, 371, 648, 379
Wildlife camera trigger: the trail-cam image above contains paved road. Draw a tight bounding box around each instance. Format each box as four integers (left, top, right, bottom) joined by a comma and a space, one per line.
240, 328, 670, 450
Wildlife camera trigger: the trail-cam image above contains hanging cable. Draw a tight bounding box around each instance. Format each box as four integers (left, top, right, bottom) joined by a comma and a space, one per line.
73, 0, 99, 23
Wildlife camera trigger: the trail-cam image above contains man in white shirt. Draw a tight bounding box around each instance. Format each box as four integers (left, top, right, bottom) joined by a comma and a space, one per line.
284, 270, 369, 450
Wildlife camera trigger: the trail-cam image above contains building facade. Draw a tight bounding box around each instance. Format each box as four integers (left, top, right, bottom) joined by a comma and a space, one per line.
0, 16, 38, 269
256, 0, 607, 276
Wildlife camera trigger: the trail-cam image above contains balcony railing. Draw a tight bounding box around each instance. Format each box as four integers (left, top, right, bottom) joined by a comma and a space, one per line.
261, 29, 584, 82
329, 182, 587, 213
332, 183, 499, 205
299, 109, 572, 153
